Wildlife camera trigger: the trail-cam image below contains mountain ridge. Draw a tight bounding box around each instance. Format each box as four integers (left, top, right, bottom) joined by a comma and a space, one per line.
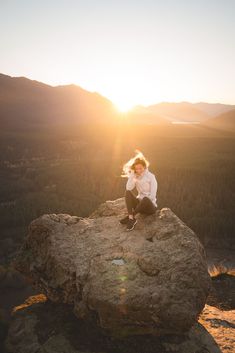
1, 72, 235, 126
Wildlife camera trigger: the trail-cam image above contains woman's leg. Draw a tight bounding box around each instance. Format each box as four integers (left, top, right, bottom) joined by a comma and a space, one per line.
125, 190, 140, 218
133, 197, 157, 216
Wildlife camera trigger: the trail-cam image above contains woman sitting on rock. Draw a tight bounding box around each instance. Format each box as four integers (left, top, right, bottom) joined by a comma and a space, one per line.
120, 149, 158, 231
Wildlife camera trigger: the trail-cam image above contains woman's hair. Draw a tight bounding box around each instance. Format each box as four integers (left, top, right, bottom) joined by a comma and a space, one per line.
121, 149, 150, 177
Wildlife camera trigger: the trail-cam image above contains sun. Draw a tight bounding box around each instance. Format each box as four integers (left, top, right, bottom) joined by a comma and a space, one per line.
114, 100, 135, 113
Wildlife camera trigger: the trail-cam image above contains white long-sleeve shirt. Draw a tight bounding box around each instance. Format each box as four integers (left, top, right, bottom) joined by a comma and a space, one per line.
126, 167, 158, 207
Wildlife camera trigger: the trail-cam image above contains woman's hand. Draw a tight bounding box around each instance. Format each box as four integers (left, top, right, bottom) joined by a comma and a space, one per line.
128, 170, 138, 183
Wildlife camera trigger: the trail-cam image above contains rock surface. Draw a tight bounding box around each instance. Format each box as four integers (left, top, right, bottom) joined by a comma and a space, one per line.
5, 294, 223, 353
12, 197, 211, 337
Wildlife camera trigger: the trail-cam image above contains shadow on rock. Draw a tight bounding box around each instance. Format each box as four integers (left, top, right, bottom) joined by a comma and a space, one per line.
5, 295, 222, 353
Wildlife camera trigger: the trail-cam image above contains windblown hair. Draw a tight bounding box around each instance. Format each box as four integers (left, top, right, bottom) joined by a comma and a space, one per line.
121, 149, 150, 178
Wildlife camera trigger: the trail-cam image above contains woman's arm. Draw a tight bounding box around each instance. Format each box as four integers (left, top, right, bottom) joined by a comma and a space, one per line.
126, 170, 137, 191
149, 174, 158, 202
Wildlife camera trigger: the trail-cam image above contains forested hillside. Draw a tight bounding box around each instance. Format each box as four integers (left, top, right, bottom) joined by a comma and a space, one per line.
1, 122, 234, 268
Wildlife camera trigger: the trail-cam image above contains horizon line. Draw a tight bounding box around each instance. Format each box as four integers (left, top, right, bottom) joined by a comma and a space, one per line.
1, 71, 235, 107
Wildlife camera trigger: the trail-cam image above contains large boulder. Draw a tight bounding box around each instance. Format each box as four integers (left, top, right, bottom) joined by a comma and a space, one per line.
12, 197, 211, 337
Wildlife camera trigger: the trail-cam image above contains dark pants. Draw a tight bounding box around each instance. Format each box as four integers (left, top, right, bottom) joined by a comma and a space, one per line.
125, 190, 157, 216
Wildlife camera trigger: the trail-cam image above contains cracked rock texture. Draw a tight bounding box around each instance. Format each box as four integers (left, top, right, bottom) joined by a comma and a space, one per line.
12, 197, 211, 337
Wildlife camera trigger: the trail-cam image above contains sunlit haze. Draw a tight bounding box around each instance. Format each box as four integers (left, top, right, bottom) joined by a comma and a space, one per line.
1, 0, 235, 111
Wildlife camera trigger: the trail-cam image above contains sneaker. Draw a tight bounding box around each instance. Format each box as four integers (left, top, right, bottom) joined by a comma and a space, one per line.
126, 217, 137, 231
119, 215, 130, 224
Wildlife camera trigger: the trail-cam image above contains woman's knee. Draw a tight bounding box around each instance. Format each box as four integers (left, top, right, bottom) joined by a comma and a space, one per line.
142, 196, 151, 203
125, 189, 133, 195
125, 189, 131, 193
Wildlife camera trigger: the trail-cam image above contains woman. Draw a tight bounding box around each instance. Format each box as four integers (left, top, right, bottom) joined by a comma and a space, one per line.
120, 150, 158, 231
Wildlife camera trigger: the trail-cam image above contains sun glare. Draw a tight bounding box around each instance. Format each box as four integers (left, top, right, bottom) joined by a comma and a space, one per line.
114, 101, 135, 113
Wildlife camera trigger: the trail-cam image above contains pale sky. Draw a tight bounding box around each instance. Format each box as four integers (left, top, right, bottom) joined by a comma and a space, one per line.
0, 0, 234, 111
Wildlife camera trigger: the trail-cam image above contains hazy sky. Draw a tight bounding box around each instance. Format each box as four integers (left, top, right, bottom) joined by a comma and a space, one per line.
1, 0, 234, 110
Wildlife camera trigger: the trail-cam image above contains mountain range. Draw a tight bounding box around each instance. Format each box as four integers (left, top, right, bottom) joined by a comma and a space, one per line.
0, 73, 234, 131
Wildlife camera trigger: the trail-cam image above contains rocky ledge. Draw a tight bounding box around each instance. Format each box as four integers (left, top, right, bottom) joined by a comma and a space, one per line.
12, 197, 211, 337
